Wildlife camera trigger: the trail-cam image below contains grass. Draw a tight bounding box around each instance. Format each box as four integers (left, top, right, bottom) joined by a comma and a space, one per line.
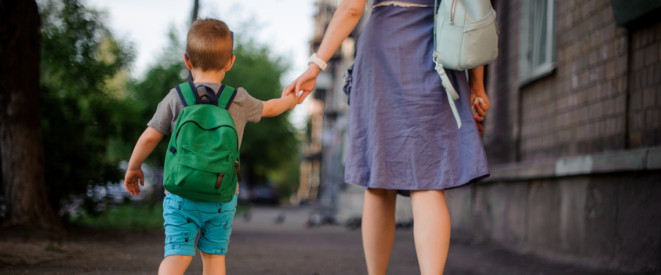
71, 203, 163, 233
71, 202, 250, 233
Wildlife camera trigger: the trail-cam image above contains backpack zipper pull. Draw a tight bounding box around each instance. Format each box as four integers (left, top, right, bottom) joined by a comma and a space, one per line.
216, 173, 224, 189
235, 160, 242, 182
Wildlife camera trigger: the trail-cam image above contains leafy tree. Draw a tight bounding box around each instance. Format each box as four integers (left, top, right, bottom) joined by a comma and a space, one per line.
38, 0, 136, 215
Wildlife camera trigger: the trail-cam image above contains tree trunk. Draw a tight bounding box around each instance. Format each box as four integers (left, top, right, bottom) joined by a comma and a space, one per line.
0, 0, 62, 231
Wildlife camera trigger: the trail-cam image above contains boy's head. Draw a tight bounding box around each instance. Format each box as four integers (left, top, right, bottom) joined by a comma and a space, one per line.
185, 18, 234, 71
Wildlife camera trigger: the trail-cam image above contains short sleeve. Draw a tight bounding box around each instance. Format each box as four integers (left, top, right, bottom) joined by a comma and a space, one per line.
147, 89, 180, 135
230, 87, 263, 124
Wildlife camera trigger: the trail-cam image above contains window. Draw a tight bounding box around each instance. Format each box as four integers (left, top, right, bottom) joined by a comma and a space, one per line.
519, 0, 556, 85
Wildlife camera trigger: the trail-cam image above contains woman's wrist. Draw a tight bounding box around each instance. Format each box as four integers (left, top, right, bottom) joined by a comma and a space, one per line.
469, 82, 485, 93
307, 63, 322, 75
308, 53, 327, 71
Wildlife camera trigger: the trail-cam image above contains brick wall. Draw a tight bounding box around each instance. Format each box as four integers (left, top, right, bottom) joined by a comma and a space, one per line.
519, 1, 629, 160
470, 2, 661, 271
486, 0, 661, 163
628, 19, 661, 147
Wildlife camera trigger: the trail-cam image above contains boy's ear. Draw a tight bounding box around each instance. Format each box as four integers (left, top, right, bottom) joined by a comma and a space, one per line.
183, 53, 193, 70
224, 55, 236, 71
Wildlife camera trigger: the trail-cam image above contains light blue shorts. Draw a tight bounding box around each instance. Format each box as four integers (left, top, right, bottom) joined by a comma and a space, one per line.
162, 193, 237, 257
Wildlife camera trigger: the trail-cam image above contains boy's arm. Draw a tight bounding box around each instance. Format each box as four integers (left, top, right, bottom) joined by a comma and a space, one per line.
124, 127, 164, 195
261, 94, 297, 117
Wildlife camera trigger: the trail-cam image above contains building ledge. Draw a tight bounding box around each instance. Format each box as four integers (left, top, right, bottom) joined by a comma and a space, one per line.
486, 146, 661, 182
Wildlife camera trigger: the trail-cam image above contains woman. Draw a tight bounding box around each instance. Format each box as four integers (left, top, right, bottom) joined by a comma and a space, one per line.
284, 0, 490, 273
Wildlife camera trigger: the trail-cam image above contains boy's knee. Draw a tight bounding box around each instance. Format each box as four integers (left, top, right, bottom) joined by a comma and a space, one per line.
164, 255, 193, 262
200, 251, 226, 260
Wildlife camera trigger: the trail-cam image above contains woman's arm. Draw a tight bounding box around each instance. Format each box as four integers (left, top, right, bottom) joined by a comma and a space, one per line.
283, 0, 368, 103
315, 0, 367, 64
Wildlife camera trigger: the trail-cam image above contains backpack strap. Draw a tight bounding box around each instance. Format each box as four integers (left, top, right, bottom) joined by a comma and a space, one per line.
433, 0, 462, 129
217, 85, 237, 110
175, 82, 197, 107
176, 82, 236, 109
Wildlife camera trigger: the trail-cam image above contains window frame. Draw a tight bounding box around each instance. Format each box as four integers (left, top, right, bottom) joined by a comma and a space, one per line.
519, 0, 557, 86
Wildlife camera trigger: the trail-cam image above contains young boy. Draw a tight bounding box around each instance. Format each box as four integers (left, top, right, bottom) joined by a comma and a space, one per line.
123, 18, 297, 275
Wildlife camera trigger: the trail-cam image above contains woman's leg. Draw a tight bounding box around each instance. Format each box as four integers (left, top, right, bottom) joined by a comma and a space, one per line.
201, 252, 226, 275
362, 188, 397, 275
410, 190, 451, 275
158, 255, 193, 275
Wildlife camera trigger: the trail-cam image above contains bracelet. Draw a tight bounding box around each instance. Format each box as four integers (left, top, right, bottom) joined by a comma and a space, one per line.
308, 53, 327, 71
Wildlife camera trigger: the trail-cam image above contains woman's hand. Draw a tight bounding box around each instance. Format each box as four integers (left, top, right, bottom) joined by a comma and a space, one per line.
468, 66, 490, 122
283, 65, 321, 104
470, 88, 490, 122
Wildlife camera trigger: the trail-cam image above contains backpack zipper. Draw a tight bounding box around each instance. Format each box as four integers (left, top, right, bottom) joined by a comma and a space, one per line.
174, 121, 239, 152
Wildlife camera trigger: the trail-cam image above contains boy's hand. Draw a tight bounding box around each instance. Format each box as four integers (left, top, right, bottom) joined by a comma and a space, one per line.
124, 168, 144, 196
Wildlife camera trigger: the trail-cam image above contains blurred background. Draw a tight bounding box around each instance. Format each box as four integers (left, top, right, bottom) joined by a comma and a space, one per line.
1, 0, 660, 274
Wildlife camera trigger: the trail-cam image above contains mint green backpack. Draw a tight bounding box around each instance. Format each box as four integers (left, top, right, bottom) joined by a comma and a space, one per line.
163, 82, 241, 203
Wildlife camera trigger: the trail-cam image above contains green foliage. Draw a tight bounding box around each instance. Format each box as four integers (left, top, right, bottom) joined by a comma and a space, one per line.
38, 0, 138, 212
70, 203, 163, 233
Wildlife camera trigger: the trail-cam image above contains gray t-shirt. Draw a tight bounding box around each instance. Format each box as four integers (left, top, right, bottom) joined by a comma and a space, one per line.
147, 82, 263, 147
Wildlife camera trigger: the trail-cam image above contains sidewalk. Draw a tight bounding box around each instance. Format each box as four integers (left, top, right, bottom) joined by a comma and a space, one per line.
220, 206, 630, 275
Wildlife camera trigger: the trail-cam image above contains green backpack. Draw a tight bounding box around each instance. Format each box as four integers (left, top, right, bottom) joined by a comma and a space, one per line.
163, 82, 241, 203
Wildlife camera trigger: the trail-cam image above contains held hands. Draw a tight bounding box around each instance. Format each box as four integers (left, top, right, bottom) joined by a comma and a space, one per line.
124, 168, 144, 196
282, 65, 321, 104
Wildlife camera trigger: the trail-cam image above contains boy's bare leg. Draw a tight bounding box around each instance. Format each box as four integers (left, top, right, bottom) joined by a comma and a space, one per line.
158, 255, 193, 275
410, 190, 451, 275
362, 188, 397, 275
201, 252, 226, 275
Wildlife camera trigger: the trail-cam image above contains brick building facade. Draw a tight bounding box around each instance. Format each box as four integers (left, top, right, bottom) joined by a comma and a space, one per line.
447, 0, 661, 272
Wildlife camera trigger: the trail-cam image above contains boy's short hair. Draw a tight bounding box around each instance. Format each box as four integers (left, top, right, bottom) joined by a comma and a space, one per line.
186, 18, 233, 71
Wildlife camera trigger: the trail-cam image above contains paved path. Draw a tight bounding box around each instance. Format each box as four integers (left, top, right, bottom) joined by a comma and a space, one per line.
0, 205, 631, 274
221, 206, 625, 275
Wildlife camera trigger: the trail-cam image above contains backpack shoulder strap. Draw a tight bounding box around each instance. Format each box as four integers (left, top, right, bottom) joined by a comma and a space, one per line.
175, 81, 197, 107
217, 85, 237, 110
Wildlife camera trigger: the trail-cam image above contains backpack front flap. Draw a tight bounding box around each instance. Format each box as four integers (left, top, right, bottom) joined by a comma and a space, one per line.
163, 82, 240, 202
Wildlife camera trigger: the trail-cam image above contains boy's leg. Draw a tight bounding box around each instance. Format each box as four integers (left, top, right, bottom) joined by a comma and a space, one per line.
361, 188, 397, 275
410, 189, 451, 275
200, 252, 226, 275
159, 255, 193, 275
197, 195, 237, 275
162, 194, 199, 274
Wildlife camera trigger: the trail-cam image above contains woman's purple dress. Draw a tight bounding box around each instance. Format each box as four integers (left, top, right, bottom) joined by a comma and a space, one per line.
345, 0, 489, 193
